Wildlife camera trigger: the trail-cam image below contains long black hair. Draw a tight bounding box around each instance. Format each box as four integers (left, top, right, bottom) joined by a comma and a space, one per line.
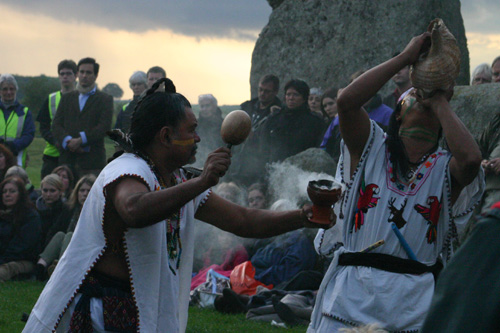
386, 102, 410, 179
108, 78, 191, 155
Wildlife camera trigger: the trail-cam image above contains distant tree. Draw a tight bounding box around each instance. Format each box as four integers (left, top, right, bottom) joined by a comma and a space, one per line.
19, 75, 60, 118
102, 83, 123, 99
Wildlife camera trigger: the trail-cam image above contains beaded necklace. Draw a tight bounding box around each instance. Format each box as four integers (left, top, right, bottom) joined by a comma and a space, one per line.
136, 150, 182, 275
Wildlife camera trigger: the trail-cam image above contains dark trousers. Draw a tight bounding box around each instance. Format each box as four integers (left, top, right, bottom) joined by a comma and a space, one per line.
41, 155, 59, 179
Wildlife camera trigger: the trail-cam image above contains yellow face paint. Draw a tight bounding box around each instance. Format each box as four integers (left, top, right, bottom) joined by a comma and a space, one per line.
172, 138, 195, 146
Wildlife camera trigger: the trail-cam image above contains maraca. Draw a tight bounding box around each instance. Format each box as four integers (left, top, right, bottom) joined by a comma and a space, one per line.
220, 110, 252, 148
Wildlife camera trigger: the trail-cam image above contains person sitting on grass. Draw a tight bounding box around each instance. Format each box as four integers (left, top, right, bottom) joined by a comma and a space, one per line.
5, 166, 40, 203
35, 174, 95, 281
0, 176, 41, 281
36, 174, 65, 245
0, 144, 16, 183
52, 165, 75, 201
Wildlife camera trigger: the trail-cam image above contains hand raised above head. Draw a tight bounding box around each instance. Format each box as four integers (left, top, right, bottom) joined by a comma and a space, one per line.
401, 32, 432, 65
415, 87, 453, 111
200, 147, 232, 188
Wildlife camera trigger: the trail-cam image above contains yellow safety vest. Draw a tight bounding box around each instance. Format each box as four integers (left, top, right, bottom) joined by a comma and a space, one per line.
43, 91, 61, 157
0, 106, 29, 167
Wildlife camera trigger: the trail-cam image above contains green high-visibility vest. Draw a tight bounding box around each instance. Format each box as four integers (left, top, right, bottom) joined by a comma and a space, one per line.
0, 106, 29, 167
43, 91, 61, 157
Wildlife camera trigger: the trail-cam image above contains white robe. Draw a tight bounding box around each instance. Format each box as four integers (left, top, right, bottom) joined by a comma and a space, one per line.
309, 122, 484, 332
24, 153, 211, 332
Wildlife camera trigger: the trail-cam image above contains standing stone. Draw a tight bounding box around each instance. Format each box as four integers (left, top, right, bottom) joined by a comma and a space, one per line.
450, 84, 500, 140
251, 0, 469, 98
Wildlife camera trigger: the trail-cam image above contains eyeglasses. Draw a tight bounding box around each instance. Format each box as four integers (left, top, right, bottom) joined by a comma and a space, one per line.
473, 77, 491, 83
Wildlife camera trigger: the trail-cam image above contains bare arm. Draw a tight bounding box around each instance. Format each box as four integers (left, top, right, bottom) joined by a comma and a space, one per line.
337, 33, 431, 171
420, 93, 482, 202
111, 147, 232, 228
195, 193, 309, 238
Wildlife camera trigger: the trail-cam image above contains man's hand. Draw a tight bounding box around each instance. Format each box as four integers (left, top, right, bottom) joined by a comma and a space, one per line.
200, 147, 232, 188
401, 32, 432, 65
300, 204, 336, 229
67, 137, 82, 152
416, 88, 453, 115
484, 158, 500, 175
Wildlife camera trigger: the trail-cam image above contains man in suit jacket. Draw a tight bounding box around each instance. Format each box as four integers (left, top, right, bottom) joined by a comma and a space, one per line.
52, 57, 113, 178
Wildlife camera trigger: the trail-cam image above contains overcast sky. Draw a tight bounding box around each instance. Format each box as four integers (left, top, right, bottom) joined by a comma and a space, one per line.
1, 0, 498, 39
0, 0, 271, 40
0, 0, 499, 104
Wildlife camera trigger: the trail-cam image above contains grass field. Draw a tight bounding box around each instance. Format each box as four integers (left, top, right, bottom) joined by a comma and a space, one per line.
0, 281, 307, 332
4, 133, 308, 332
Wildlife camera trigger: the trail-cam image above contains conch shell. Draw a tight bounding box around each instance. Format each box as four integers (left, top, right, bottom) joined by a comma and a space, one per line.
410, 18, 460, 98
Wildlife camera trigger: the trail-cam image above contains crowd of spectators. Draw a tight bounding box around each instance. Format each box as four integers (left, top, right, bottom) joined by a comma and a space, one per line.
2, 53, 500, 330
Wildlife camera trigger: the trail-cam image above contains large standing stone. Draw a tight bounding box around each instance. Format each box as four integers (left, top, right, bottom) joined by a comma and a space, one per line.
450, 84, 500, 140
251, 0, 469, 98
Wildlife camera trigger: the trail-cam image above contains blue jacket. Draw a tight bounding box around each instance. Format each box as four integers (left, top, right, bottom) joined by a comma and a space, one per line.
0, 208, 41, 264
251, 230, 317, 286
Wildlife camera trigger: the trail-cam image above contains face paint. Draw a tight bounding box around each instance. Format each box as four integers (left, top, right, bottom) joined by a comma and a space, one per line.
400, 96, 416, 121
172, 138, 195, 146
399, 126, 438, 143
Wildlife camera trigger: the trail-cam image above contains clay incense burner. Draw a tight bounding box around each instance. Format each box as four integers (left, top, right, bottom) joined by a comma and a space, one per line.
307, 179, 342, 224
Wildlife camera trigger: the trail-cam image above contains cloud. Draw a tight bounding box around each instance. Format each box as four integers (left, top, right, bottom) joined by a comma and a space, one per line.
1, 0, 271, 41
461, 0, 500, 34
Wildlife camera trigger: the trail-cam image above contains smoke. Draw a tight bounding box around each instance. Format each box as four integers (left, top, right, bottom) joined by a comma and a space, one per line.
266, 161, 336, 209
191, 150, 341, 275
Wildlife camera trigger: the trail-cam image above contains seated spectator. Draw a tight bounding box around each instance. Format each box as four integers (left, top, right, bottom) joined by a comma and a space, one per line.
0, 144, 16, 183
319, 87, 343, 162
351, 69, 393, 129
36, 174, 65, 245
52, 165, 75, 200
251, 229, 317, 287
192, 182, 248, 272
308, 87, 323, 119
35, 174, 95, 281
470, 63, 492, 85
320, 87, 338, 121
190, 231, 249, 290
0, 177, 41, 281
247, 183, 268, 210
215, 181, 245, 206
191, 181, 249, 288
5, 166, 39, 203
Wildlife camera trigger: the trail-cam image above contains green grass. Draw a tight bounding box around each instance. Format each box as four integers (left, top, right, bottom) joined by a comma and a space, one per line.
10, 115, 309, 332
24, 136, 116, 188
0, 281, 307, 332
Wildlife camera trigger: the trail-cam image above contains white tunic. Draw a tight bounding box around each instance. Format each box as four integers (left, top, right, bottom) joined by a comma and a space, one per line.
310, 122, 484, 332
24, 153, 211, 332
